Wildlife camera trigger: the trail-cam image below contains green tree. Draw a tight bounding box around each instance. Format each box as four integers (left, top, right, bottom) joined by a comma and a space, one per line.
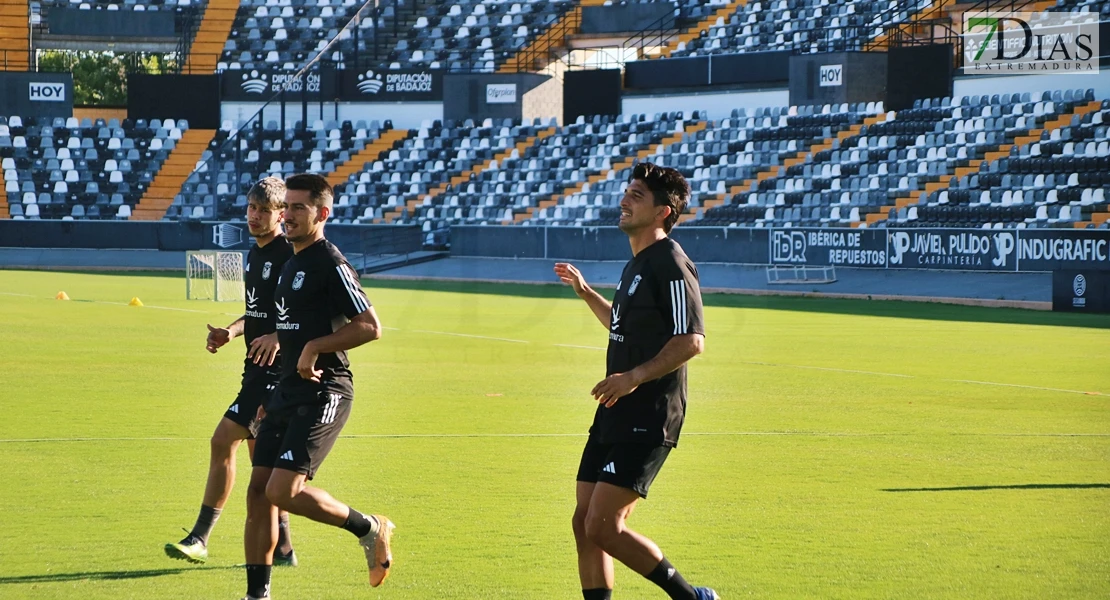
36, 50, 178, 106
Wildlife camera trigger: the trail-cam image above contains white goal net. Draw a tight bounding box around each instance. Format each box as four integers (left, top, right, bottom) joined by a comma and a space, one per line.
186, 251, 245, 301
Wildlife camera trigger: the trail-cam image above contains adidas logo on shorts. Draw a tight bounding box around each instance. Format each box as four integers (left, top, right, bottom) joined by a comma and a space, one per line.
602, 462, 616, 474
280, 450, 294, 461
229, 404, 239, 413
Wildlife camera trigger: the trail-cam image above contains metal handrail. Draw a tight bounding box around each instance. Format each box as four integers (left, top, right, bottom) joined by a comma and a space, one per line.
625, 9, 676, 61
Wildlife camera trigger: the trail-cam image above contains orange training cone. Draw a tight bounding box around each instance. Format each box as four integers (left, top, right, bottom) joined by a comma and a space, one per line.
55, 291, 70, 300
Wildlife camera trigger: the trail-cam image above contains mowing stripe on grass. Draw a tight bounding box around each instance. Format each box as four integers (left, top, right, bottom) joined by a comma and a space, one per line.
6, 290, 1105, 398
4, 432, 1109, 444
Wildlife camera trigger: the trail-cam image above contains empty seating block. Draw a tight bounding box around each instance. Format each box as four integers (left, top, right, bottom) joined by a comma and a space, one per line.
1, 116, 186, 220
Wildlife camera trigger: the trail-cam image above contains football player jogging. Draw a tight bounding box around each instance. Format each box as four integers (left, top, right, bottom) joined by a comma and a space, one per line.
165, 177, 298, 567
555, 163, 719, 600
241, 173, 393, 600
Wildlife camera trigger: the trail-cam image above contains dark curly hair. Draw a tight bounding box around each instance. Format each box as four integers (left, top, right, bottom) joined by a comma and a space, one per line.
629, 162, 690, 233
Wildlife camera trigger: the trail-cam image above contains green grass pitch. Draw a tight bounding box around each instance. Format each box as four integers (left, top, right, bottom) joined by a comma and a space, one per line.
0, 268, 1107, 599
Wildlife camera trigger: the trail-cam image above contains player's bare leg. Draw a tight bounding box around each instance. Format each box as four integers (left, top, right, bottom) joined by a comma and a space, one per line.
573, 481, 615, 593
164, 418, 248, 564
243, 438, 296, 566
243, 466, 278, 599
584, 482, 718, 600
265, 468, 394, 586
205, 418, 249, 508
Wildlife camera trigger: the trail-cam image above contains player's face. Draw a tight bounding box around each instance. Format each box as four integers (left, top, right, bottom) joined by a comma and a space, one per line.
283, 189, 328, 242
246, 199, 282, 238
619, 179, 668, 233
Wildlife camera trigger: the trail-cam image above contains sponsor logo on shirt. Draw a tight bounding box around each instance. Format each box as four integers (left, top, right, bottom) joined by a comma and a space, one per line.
610, 305, 621, 331
275, 297, 299, 330
245, 287, 269, 319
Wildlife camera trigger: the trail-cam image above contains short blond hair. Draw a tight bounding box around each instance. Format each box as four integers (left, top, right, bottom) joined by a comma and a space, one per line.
247, 176, 286, 211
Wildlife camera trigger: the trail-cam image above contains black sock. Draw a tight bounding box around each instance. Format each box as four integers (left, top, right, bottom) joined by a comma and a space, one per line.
645, 557, 697, 600
275, 513, 293, 556
189, 505, 221, 546
342, 507, 377, 539
583, 589, 612, 600
245, 564, 271, 599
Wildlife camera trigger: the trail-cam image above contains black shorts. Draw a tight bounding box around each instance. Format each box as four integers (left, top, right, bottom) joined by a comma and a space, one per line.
223, 370, 279, 438
252, 391, 352, 480
576, 436, 671, 498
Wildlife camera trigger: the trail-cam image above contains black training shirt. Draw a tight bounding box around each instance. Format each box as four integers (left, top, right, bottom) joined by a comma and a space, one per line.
273, 238, 372, 407
595, 237, 705, 447
242, 236, 294, 374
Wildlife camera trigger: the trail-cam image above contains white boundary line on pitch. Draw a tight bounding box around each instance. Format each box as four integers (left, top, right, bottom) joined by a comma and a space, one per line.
940, 378, 1104, 396
6, 291, 1104, 398
554, 349, 1105, 397
1, 291, 236, 315
411, 329, 529, 344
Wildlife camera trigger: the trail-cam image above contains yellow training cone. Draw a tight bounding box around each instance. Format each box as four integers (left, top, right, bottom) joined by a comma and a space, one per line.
128, 297, 144, 307
55, 291, 70, 300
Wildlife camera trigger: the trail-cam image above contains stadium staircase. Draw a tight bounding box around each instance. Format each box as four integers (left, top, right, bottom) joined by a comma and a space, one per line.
0, 0, 29, 71
498, 0, 606, 73
868, 99, 1104, 227
327, 128, 414, 222
656, 0, 749, 59
130, 129, 215, 221
685, 114, 890, 224
415, 125, 559, 213
183, 0, 239, 74
328, 128, 414, 186
521, 120, 709, 222
0, 167, 8, 218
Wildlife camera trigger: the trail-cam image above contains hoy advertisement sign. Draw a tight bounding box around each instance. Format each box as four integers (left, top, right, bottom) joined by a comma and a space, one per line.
29, 82, 66, 102
963, 12, 1099, 74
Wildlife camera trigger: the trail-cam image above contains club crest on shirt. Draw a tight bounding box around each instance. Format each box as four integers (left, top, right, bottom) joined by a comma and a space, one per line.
292, 271, 305, 290
262, 261, 272, 280
627, 274, 642, 296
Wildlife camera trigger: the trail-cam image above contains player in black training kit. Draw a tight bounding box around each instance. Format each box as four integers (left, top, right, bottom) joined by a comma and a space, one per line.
165, 177, 298, 567
555, 163, 719, 600
240, 174, 393, 600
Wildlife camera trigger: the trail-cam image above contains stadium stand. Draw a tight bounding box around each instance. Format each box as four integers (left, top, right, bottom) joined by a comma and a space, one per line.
30, 0, 198, 11
3, 86, 1107, 229
1, 116, 188, 220
168, 119, 412, 220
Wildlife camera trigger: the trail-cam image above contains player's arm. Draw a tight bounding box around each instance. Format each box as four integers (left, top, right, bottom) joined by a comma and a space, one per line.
554, 262, 611, 329
206, 316, 245, 353
296, 308, 382, 382
592, 258, 706, 407
591, 334, 703, 407
297, 262, 381, 382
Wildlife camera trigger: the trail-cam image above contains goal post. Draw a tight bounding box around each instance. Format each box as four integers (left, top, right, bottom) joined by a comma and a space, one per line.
186, 250, 245, 301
